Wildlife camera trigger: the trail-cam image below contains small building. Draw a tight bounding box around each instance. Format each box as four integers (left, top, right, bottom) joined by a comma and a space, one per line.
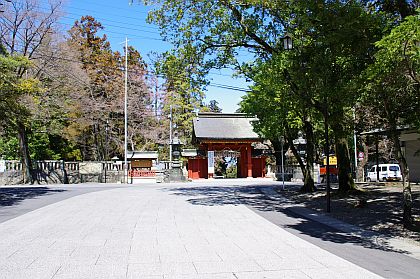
189, 113, 267, 179
127, 151, 158, 182
401, 131, 420, 183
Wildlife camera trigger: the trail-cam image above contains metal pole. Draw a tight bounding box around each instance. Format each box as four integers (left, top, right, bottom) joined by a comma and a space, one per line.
353, 109, 358, 181
105, 119, 109, 183
281, 136, 285, 190
155, 79, 158, 117
169, 105, 173, 167
325, 106, 331, 213
376, 137, 380, 182
124, 37, 128, 184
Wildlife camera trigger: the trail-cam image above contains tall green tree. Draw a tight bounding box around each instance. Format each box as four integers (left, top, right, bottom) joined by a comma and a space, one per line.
0, 52, 40, 182
67, 16, 160, 160
361, 12, 419, 227
155, 51, 208, 147
240, 56, 320, 192
144, 0, 383, 191
0, 0, 65, 182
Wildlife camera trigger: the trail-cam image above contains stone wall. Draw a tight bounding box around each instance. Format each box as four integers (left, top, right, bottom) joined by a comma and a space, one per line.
0, 161, 126, 185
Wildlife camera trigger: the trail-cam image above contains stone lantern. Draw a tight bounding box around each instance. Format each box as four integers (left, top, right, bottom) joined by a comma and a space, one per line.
167, 131, 185, 182
171, 132, 182, 168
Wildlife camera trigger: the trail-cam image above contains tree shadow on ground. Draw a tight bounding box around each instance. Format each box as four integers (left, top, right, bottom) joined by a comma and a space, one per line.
164, 185, 274, 207
283, 183, 420, 241
0, 187, 66, 207
165, 184, 414, 255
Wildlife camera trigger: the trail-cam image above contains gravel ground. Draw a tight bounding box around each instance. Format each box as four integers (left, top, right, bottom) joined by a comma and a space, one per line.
278, 182, 420, 244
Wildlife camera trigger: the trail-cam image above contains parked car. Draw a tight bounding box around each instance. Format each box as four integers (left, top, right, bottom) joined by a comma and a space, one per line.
367, 164, 402, 182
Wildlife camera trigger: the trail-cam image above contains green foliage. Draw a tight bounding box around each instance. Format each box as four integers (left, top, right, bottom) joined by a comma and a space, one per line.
214, 156, 227, 177
362, 11, 420, 129
0, 53, 38, 127
66, 16, 160, 160
155, 51, 207, 147
226, 164, 237, 178
0, 136, 19, 160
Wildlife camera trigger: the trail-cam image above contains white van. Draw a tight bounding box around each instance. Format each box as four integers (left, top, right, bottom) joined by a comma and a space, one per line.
367, 164, 402, 182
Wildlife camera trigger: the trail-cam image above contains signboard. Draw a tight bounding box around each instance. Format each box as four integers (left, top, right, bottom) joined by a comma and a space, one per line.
79, 162, 102, 174
0, 160, 5, 173
208, 151, 215, 174
323, 156, 337, 166
131, 159, 152, 168
358, 152, 364, 161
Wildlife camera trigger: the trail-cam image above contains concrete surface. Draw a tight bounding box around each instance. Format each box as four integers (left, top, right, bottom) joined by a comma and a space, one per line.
0, 181, 385, 279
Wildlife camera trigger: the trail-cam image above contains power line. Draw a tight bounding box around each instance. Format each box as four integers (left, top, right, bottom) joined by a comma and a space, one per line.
60, 15, 159, 35
64, 2, 151, 19
57, 20, 163, 41
30, 53, 242, 80
16, 1, 157, 30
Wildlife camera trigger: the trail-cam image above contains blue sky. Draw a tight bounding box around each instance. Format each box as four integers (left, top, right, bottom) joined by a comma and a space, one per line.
61, 0, 250, 113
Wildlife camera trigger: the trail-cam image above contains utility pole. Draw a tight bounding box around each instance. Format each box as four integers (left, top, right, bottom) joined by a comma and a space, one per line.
105, 119, 109, 183
155, 79, 158, 117
169, 105, 173, 167
124, 37, 128, 184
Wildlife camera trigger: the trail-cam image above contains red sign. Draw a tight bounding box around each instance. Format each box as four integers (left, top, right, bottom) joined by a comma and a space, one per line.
358, 152, 364, 160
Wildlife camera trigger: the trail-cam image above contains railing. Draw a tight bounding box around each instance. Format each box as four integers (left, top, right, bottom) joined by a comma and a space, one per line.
274, 165, 296, 175
1, 160, 156, 175
5, 161, 22, 171
34, 161, 62, 170
157, 161, 184, 170
103, 162, 124, 171
65, 162, 79, 171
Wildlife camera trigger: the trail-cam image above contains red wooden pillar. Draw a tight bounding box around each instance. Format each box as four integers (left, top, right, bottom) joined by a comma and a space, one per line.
247, 144, 252, 178
239, 147, 247, 178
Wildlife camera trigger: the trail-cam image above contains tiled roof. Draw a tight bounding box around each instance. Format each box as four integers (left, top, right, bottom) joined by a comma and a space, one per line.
193, 113, 260, 141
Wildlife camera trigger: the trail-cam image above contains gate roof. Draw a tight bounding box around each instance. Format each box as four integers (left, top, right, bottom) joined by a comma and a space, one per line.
193, 113, 260, 143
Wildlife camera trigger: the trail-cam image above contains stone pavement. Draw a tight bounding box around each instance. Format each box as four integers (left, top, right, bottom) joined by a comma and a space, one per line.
0, 183, 384, 279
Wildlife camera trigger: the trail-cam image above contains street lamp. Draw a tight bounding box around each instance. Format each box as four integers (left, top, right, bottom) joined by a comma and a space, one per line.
283, 33, 293, 50
282, 33, 331, 212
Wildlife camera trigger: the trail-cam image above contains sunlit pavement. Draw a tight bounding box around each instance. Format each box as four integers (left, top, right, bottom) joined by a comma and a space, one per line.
0, 181, 385, 278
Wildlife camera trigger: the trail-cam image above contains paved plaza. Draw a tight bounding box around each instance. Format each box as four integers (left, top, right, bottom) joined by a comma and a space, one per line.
0, 181, 417, 278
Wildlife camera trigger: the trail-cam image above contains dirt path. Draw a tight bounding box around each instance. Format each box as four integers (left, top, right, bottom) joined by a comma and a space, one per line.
278, 182, 420, 244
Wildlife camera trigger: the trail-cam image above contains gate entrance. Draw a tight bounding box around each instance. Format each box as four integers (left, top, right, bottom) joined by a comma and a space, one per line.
188, 113, 267, 179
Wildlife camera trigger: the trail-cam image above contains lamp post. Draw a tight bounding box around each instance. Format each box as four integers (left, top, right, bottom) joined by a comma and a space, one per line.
281, 135, 285, 190
282, 33, 330, 212
325, 105, 331, 213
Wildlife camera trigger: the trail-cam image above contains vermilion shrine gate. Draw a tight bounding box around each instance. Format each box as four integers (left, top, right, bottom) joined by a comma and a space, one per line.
188, 113, 267, 179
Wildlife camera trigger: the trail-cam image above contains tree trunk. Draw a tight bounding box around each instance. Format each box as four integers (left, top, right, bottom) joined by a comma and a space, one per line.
389, 126, 412, 228
383, 97, 413, 228
301, 118, 316, 192
285, 125, 315, 192
17, 122, 34, 184
270, 139, 284, 167
331, 120, 356, 192
357, 137, 369, 182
